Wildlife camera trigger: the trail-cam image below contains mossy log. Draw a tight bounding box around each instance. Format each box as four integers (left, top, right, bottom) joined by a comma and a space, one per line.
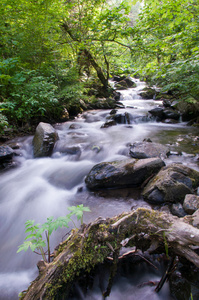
20, 208, 199, 300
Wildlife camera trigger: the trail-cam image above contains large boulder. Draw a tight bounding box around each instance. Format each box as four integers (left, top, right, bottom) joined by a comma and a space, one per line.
149, 107, 165, 120
114, 77, 136, 89
85, 157, 165, 190
142, 163, 199, 204
129, 141, 170, 159
33, 122, 59, 158
149, 107, 180, 121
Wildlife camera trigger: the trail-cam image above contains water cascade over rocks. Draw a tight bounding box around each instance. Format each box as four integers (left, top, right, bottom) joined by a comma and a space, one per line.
0, 79, 199, 300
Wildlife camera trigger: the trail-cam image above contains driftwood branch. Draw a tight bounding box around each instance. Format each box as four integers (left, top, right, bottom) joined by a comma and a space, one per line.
20, 208, 199, 300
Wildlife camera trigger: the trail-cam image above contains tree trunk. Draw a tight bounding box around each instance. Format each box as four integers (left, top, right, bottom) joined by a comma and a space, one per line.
82, 49, 109, 89
20, 208, 199, 300
61, 22, 109, 90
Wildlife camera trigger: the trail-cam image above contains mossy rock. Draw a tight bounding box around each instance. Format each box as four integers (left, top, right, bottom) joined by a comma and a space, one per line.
142, 163, 199, 204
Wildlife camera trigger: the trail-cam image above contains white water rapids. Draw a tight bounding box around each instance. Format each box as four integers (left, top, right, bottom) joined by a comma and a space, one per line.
0, 79, 198, 299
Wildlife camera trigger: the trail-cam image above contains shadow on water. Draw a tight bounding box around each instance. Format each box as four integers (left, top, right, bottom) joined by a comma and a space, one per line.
66, 255, 174, 300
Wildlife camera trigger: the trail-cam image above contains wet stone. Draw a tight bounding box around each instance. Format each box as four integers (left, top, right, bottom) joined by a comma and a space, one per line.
171, 203, 186, 217
129, 141, 170, 159
183, 194, 199, 214
0, 145, 14, 162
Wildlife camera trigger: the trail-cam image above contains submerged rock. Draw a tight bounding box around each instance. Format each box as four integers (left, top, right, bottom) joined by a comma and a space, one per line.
85, 157, 165, 190
129, 141, 170, 159
101, 120, 117, 128
142, 163, 199, 204
33, 122, 59, 158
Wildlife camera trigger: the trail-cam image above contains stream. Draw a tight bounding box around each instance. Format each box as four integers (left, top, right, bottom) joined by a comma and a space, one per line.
0, 79, 199, 300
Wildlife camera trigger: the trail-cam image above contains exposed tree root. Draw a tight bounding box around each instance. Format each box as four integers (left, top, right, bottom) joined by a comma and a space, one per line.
20, 208, 199, 300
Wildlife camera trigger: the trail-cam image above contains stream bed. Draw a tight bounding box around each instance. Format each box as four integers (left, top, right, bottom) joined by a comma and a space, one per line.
0, 79, 198, 299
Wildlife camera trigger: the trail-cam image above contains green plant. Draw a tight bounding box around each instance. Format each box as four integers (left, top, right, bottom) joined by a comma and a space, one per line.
17, 205, 91, 263
0, 110, 8, 133
68, 204, 91, 225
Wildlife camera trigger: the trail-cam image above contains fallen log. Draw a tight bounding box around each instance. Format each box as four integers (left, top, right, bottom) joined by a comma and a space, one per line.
20, 207, 199, 300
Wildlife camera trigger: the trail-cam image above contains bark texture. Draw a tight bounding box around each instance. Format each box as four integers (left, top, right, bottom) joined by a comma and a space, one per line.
20, 208, 199, 300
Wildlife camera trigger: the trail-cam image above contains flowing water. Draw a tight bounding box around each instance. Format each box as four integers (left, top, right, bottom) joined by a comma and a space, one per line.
0, 79, 198, 299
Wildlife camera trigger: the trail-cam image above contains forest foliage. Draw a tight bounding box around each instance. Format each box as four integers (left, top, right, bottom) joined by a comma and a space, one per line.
0, 0, 198, 134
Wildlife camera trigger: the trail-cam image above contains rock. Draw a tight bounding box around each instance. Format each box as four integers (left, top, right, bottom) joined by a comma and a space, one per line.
183, 194, 199, 214
149, 107, 164, 120
33, 122, 59, 158
0, 145, 14, 169
112, 112, 131, 124
115, 81, 128, 90
139, 87, 157, 99
0, 145, 14, 162
115, 77, 136, 89
129, 142, 170, 159
101, 111, 131, 128
142, 163, 199, 204
171, 203, 186, 217
110, 109, 118, 115
171, 99, 199, 122
163, 99, 172, 107
149, 107, 180, 122
113, 75, 126, 82
163, 109, 180, 120
191, 209, 199, 228
85, 157, 165, 190
69, 123, 82, 130
60, 146, 81, 156
124, 78, 136, 88
101, 120, 117, 128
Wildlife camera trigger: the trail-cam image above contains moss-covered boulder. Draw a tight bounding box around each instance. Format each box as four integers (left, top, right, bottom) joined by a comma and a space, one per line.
85, 157, 165, 190
139, 87, 158, 99
33, 122, 59, 158
142, 163, 199, 204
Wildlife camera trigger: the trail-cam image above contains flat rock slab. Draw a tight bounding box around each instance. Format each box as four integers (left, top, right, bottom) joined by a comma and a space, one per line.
129, 141, 170, 159
33, 122, 59, 158
142, 163, 199, 204
85, 157, 165, 190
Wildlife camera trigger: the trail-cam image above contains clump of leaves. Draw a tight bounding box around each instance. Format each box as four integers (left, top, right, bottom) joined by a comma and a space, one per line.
17, 205, 91, 263
0, 110, 8, 134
